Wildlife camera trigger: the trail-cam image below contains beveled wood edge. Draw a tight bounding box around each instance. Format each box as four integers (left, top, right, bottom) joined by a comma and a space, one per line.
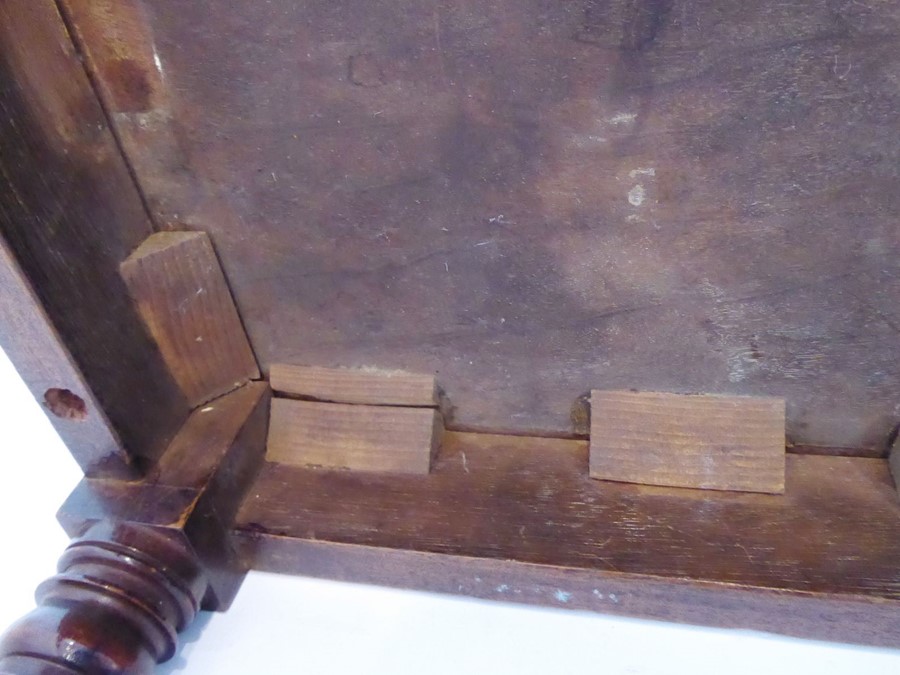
232, 533, 900, 649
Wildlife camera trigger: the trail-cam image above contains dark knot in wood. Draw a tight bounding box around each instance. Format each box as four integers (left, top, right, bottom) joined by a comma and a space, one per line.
0, 521, 208, 674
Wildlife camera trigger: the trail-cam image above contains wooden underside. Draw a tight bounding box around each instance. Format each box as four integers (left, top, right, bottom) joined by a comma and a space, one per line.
55, 0, 900, 451
233, 430, 900, 645
1, 0, 899, 661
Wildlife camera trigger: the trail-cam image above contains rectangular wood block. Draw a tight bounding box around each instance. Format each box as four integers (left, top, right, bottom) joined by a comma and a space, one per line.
270, 364, 437, 407
590, 391, 785, 494
267, 398, 443, 474
120, 231, 259, 407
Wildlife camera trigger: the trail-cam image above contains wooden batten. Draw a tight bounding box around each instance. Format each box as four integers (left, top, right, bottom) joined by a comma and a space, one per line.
270, 363, 438, 407
0, 0, 190, 467
120, 231, 260, 408
236, 430, 900, 648
267, 398, 443, 475
589, 390, 785, 494
0, 237, 134, 477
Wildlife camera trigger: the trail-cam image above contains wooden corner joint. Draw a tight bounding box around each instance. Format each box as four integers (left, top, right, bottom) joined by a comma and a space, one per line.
0, 380, 270, 673
57, 381, 271, 609
267, 364, 444, 475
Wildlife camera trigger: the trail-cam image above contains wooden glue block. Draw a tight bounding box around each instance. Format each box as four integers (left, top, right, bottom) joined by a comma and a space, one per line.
589, 390, 786, 494
120, 231, 260, 407
270, 363, 437, 407
267, 398, 443, 475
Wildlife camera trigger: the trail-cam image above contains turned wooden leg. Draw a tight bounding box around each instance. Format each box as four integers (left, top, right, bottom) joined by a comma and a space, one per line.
0, 522, 208, 675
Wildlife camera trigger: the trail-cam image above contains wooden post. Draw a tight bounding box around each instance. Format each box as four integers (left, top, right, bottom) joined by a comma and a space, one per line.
0, 522, 207, 674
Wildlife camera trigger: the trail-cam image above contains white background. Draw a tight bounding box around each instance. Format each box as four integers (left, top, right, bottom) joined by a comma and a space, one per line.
1, 345, 899, 674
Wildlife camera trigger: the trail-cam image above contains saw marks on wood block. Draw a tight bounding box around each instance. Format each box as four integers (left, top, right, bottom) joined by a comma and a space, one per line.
590, 391, 785, 494
267, 398, 443, 475
270, 364, 437, 407
120, 231, 260, 407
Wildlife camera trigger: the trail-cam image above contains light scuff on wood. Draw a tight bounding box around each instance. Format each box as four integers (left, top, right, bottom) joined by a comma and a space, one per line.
589, 390, 785, 494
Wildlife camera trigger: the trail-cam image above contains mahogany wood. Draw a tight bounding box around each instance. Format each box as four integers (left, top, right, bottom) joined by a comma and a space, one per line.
59, 383, 271, 609
0, 522, 207, 674
0, 235, 134, 477
235, 429, 900, 647
233, 538, 900, 649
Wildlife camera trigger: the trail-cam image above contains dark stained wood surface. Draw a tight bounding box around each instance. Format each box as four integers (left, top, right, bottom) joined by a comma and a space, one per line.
589, 390, 785, 493
60, 0, 900, 451
235, 538, 900, 649
267, 398, 443, 474
890, 434, 900, 500
59, 382, 271, 609
237, 431, 900, 600
270, 363, 438, 407
120, 231, 260, 407
0, 235, 135, 477
0, 522, 208, 674
0, 0, 189, 468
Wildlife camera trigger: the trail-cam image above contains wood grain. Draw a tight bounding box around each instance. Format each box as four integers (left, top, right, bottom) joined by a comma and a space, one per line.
270, 364, 437, 406
120, 231, 260, 407
236, 431, 900, 620
589, 390, 785, 493
0, 522, 208, 674
0, 0, 189, 466
64, 0, 900, 451
0, 235, 134, 477
59, 382, 271, 609
890, 433, 900, 500
267, 398, 442, 474
234, 536, 900, 648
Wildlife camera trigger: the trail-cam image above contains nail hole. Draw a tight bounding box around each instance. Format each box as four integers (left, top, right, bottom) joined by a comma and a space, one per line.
43, 388, 88, 421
